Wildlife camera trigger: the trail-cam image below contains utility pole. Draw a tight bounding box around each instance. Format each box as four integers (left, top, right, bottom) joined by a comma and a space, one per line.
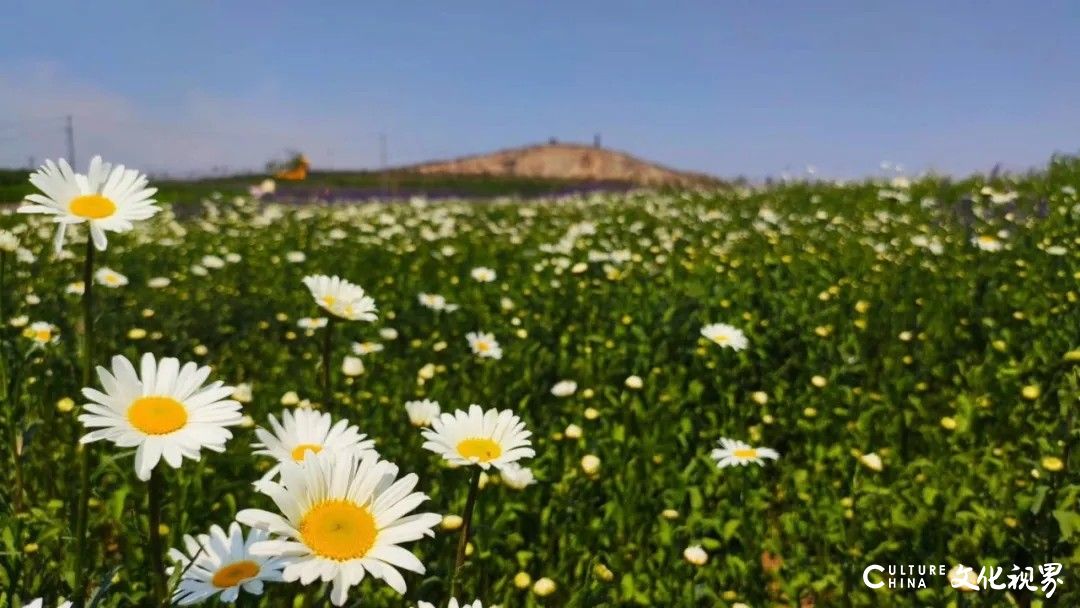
65, 115, 76, 167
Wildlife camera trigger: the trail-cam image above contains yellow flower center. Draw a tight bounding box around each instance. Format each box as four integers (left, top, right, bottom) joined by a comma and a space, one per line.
713, 334, 730, 344
211, 560, 260, 588
457, 437, 502, 462
321, 295, 336, 308
35, 329, 51, 342
68, 194, 117, 220
978, 236, 997, 245
475, 341, 491, 353
290, 443, 323, 461
127, 396, 188, 435
300, 500, 377, 561
733, 448, 758, 459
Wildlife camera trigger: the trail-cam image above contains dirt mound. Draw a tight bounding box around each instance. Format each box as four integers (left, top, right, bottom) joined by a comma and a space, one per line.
405, 143, 718, 186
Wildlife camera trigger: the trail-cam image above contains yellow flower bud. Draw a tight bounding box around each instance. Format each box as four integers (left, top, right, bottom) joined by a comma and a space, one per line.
1042, 456, 1064, 472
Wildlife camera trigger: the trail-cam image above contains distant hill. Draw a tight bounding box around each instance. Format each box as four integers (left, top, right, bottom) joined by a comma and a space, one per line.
0, 143, 721, 205
404, 142, 721, 187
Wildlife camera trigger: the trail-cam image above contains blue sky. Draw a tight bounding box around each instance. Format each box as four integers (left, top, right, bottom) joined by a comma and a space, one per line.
1, 1, 1078, 178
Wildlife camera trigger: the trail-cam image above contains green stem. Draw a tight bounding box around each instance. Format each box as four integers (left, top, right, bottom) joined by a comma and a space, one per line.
148, 470, 168, 605
72, 239, 96, 608
450, 467, 482, 599
81, 239, 96, 385
0, 251, 8, 399
0, 251, 7, 333
9, 405, 23, 513
5, 518, 23, 608
6, 326, 24, 514
322, 316, 335, 407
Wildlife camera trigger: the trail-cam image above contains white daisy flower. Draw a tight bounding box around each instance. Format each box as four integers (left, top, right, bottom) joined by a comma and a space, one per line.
352, 341, 385, 356
167, 522, 286, 605
232, 383, 254, 403
0, 229, 18, 252
470, 267, 496, 282
201, 254, 225, 269
710, 438, 779, 468
23, 321, 58, 346
342, 356, 365, 377
78, 353, 243, 481
499, 462, 536, 490
18, 156, 159, 251
418, 293, 459, 312
249, 179, 276, 199
147, 277, 171, 288
237, 450, 441, 606
404, 399, 441, 427
859, 452, 884, 472
22, 600, 72, 608
550, 380, 577, 397
421, 404, 534, 471
683, 545, 709, 566
253, 409, 375, 483
65, 281, 86, 296
302, 275, 378, 321
12, 245, 33, 264
700, 323, 749, 351
94, 267, 129, 288
466, 331, 502, 360
972, 234, 1003, 252
297, 317, 328, 330
418, 600, 483, 608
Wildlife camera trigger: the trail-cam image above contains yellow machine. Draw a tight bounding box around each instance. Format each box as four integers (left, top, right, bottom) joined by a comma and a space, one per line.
274, 154, 309, 181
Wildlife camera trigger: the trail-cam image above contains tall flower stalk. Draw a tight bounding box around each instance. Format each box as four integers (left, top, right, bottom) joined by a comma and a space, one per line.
147, 471, 167, 603
300, 274, 377, 408
450, 467, 482, 598
0, 241, 7, 333
0, 234, 12, 419
0, 243, 13, 514
420, 404, 534, 600
17, 156, 160, 607
72, 238, 96, 608
77, 353, 243, 606
321, 316, 336, 406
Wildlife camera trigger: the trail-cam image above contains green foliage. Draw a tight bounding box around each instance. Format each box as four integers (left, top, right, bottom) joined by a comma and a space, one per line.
0, 160, 1078, 606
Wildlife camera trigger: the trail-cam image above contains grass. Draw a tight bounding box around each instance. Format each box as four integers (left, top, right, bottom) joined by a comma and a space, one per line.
0, 167, 642, 208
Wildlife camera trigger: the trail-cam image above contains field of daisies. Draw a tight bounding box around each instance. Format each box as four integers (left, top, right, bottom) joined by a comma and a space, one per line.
0, 155, 1077, 608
